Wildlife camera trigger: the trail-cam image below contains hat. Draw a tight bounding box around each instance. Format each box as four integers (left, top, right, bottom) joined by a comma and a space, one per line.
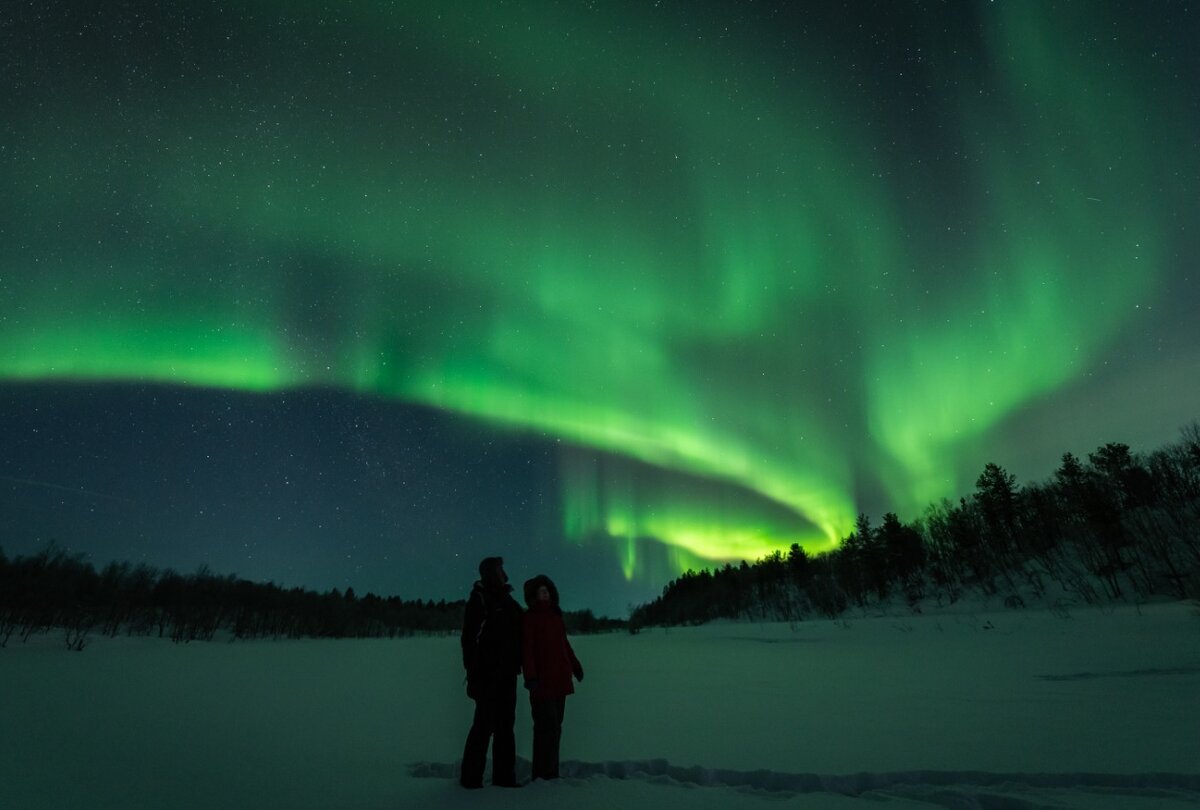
478, 556, 504, 581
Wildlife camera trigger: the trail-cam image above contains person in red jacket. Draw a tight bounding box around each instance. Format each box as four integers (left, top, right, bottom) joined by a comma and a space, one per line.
521, 574, 583, 780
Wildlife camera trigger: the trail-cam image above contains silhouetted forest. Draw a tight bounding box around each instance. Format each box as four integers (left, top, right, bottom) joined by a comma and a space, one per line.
630, 424, 1200, 629
0, 551, 622, 650
7, 425, 1197, 647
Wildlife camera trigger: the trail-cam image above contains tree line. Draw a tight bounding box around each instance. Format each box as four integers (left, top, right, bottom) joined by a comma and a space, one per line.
630, 424, 1200, 628
0, 550, 621, 650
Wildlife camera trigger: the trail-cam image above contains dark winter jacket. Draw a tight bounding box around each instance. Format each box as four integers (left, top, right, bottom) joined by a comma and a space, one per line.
522, 575, 582, 701
461, 581, 523, 694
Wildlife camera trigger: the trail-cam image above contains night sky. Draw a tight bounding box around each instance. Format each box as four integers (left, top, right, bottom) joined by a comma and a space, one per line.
2, 1, 1197, 616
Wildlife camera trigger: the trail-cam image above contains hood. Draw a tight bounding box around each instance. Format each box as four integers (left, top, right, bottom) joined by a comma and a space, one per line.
522, 574, 560, 609
473, 580, 513, 598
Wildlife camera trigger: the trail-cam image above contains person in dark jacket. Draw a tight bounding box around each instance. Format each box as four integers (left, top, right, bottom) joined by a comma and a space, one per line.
460, 556, 524, 789
521, 574, 583, 781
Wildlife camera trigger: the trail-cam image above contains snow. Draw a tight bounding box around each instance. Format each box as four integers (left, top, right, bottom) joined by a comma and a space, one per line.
2, 600, 1198, 808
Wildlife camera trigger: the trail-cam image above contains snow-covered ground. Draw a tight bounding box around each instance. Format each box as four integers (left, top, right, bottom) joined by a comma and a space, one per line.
2, 600, 1198, 809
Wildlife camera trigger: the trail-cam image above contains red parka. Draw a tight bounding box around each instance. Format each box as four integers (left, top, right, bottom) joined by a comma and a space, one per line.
522, 577, 582, 701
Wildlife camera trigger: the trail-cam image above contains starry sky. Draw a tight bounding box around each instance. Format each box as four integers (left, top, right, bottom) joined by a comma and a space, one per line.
2, 1, 1197, 616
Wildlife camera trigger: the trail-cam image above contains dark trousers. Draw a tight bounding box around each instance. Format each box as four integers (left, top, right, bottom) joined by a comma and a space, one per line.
461, 677, 518, 786
530, 696, 566, 780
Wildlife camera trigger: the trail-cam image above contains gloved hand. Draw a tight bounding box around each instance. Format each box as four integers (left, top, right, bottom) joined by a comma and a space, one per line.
523, 678, 538, 691
572, 664, 584, 682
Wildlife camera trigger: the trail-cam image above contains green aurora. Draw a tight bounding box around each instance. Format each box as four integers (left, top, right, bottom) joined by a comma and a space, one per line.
1, 1, 1195, 580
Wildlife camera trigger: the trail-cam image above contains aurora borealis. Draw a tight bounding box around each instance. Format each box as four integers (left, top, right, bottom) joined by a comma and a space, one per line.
2, 1, 1198, 614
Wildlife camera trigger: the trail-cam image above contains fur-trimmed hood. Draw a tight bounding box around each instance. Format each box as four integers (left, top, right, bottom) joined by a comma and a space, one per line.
522, 574, 560, 609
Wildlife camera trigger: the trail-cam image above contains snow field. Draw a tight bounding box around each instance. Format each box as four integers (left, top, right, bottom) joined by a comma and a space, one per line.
1, 600, 1197, 808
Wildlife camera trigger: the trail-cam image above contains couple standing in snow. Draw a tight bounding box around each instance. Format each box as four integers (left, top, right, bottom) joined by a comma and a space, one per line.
459, 556, 585, 789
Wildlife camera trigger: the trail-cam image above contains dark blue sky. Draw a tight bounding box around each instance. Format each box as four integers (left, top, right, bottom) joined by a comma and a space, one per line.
0, 383, 657, 615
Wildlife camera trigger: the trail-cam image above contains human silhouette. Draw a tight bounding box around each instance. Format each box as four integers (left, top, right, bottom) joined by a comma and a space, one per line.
460, 557, 523, 789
